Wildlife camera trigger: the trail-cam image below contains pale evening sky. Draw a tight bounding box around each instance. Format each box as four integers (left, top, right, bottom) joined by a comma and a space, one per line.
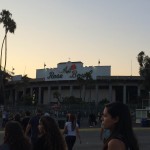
0, 0, 150, 78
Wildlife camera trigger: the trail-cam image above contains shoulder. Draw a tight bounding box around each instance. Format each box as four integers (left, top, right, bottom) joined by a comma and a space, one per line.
108, 139, 126, 150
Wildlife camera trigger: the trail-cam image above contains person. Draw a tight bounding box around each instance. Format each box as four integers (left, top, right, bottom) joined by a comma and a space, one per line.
14, 113, 22, 124
34, 115, 67, 150
77, 111, 81, 128
2, 109, 8, 128
0, 121, 32, 150
22, 111, 31, 133
63, 114, 81, 150
89, 113, 97, 127
25, 108, 42, 147
102, 102, 139, 150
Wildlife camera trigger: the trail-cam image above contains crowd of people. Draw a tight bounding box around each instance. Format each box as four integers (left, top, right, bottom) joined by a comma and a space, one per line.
0, 102, 139, 150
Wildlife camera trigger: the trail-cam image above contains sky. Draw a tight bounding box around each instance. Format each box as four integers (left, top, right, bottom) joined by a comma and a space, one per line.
0, 0, 150, 78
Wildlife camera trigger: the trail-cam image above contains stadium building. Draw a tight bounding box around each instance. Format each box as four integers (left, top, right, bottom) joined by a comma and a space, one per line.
5, 61, 143, 106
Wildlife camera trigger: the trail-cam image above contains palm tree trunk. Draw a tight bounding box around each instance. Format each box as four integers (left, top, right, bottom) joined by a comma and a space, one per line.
0, 34, 6, 105
0, 34, 6, 70
4, 31, 7, 71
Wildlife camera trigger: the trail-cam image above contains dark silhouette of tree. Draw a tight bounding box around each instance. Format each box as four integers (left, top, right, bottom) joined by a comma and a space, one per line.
77, 76, 84, 99
137, 51, 150, 92
0, 9, 16, 104
0, 9, 16, 70
84, 70, 93, 102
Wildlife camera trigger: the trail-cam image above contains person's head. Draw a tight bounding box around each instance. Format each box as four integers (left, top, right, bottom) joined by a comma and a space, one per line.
25, 111, 30, 116
35, 108, 42, 116
4, 121, 31, 150
102, 102, 132, 132
69, 114, 76, 122
4, 121, 23, 141
14, 113, 21, 122
102, 102, 139, 150
38, 115, 67, 150
38, 115, 58, 134
66, 113, 71, 121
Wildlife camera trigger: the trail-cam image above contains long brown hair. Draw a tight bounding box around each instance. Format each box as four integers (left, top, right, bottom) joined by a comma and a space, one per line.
4, 121, 32, 150
39, 115, 67, 150
69, 114, 76, 131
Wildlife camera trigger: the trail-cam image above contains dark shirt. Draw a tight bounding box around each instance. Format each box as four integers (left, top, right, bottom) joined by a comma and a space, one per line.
22, 116, 30, 132
28, 114, 41, 145
34, 135, 49, 150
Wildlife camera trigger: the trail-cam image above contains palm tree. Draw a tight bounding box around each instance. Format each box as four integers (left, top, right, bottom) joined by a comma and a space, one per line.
77, 76, 84, 99
84, 71, 94, 113
0, 9, 16, 104
0, 9, 17, 71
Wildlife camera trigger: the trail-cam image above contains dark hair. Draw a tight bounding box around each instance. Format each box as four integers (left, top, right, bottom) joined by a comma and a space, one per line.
36, 108, 42, 114
69, 114, 76, 131
4, 121, 32, 150
39, 115, 67, 150
103, 102, 139, 150
14, 113, 21, 122
25, 111, 30, 116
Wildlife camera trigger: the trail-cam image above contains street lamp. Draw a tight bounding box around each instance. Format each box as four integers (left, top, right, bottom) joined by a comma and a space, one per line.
32, 92, 36, 106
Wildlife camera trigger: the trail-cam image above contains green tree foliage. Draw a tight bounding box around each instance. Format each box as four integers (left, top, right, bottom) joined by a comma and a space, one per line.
137, 51, 150, 91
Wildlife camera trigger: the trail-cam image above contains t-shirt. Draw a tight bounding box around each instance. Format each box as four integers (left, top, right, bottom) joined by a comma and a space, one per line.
22, 116, 30, 132
29, 115, 40, 139
65, 121, 79, 136
34, 135, 48, 150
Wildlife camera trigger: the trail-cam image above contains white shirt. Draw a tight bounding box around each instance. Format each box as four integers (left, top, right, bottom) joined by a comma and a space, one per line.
65, 121, 79, 136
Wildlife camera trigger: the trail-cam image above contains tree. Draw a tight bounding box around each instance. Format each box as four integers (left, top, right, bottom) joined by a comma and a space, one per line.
84, 70, 93, 101
0, 9, 16, 104
77, 76, 84, 99
137, 51, 150, 92
0, 9, 17, 71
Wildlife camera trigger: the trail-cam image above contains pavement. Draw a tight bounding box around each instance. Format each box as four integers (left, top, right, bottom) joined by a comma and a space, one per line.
0, 118, 150, 150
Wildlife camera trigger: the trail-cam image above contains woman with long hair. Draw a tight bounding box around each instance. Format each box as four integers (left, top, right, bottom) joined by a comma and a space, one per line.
34, 115, 67, 150
102, 102, 139, 150
63, 114, 81, 150
0, 121, 32, 150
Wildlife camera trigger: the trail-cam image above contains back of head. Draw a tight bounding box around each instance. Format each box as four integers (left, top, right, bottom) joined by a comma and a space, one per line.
40, 115, 58, 133
14, 113, 21, 122
25, 111, 30, 116
4, 121, 31, 150
39, 116, 67, 150
36, 108, 42, 115
69, 114, 76, 122
5, 121, 23, 140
